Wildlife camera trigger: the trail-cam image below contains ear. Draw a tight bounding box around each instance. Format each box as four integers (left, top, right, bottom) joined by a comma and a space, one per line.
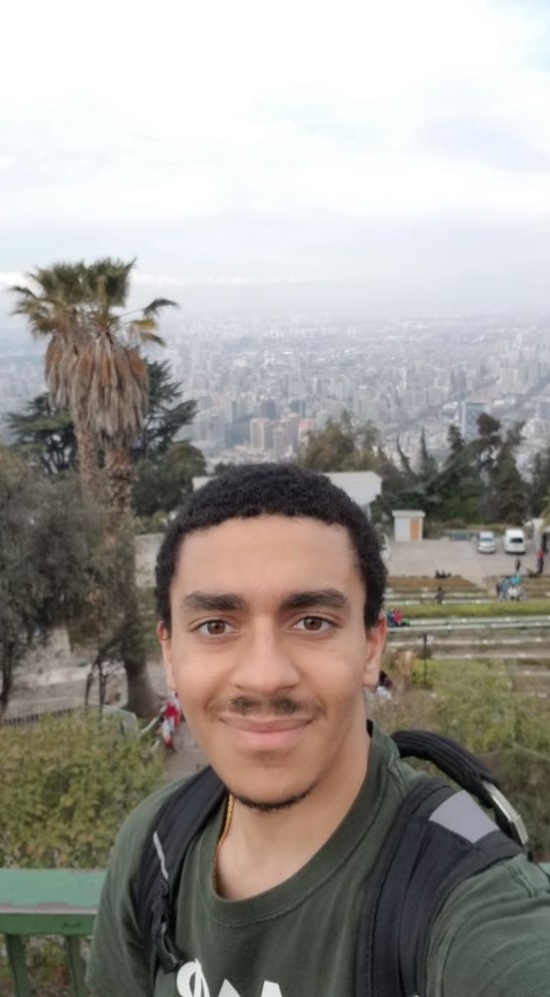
362, 612, 387, 691
157, 621, 176, 691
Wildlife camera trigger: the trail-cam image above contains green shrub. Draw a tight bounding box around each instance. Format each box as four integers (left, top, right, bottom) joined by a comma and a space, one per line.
0, 712, 163, 868
371, 659, 550, 860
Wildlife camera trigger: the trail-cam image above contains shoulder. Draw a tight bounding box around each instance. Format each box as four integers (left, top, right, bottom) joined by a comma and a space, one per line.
108, 776, 191, 889
427, 854, 550, 997
369, 721, 428, 800
87, 777, 192, 997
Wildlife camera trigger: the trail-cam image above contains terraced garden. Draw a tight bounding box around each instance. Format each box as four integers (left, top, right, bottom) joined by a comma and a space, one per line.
385, 574, 550, 682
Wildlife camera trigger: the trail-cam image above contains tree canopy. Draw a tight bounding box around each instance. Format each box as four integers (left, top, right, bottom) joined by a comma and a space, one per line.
298, 411, 385, 473
6, 393, 76, 475
0, 450, 98, 711
8, 359, 205, 520
298, 411, 532, 526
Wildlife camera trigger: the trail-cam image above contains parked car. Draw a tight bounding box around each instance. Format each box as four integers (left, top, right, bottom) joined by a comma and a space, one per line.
477, 530, 496, 554
503, 528, 526, 555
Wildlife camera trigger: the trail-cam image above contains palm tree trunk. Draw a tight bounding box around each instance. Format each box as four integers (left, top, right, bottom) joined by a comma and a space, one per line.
73, 418, 102, 503
104, 445, 134, 514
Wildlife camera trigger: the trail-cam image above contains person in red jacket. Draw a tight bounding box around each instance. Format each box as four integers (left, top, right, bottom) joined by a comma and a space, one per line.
159, 690, 182, 751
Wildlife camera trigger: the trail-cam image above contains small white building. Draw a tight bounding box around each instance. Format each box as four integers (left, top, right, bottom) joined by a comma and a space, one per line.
392, 509, 426, 542
193, 470, 382, 517
323, 471, 381, 517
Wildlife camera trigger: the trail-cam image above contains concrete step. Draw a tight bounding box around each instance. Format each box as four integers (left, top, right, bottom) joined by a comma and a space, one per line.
388, 616, 550, 632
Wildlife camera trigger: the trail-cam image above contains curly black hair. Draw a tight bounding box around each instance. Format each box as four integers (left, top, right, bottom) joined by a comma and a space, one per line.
155, 463, 386, 633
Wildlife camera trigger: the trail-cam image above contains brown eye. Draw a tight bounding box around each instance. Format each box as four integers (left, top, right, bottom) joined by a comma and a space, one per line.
207, 621, 226, 635
299, 617, 328, 632
198, 620, 228, 636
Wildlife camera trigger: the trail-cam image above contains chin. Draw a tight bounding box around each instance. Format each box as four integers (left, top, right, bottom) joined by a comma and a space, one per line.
227, 778, 318, 814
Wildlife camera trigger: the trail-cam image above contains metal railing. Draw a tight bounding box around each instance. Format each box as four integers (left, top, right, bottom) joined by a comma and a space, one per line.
2, 864, 550, 995
0, 868, 105, 996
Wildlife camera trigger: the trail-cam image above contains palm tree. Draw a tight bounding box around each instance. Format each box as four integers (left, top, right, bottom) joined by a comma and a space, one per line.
11, 264, 102, 500
72, 258, 176, 512
12, 259, 176, 511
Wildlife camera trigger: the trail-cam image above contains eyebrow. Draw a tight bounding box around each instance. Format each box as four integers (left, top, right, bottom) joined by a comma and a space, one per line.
179, 588, 350, 615
279, 589, 350, 612
180, 592, 247, 613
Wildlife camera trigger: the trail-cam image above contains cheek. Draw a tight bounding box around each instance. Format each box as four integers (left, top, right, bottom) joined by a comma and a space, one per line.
166, 644, 220, 708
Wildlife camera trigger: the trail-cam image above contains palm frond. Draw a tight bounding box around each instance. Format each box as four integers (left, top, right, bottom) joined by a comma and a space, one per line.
128, 317, 156, 332
9, 285, 37, 300
142, 298, 178, 318
139, 331, 165, 346
127, 320, 165, 347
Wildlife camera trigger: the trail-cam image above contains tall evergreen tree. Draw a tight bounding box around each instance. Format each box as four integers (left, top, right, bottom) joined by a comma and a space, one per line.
131, 360, 198, 462
528, 444, 550, 517
7, 394, 76, 475
447, 423, 465, 458
489, 426, 527, 523
436, 424, 482, 522
418, 429, 438, 481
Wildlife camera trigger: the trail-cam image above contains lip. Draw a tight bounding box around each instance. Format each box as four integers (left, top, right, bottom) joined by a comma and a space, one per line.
220, 715, 312, 751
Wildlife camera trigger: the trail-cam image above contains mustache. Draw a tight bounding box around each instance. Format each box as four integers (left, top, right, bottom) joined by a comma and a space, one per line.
220, 696, 321, 718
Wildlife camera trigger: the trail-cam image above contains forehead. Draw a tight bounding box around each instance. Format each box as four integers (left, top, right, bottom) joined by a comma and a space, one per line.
173, 515, 362, 595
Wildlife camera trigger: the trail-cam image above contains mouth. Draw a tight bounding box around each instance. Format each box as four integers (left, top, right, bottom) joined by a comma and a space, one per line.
219, 715, 313, 750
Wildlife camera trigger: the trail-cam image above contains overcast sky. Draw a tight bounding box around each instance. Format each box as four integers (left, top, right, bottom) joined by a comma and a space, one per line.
2, 0, 550, 323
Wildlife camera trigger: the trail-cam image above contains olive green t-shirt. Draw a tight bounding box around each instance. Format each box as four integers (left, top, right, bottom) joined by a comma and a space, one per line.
88, 724, 550, 997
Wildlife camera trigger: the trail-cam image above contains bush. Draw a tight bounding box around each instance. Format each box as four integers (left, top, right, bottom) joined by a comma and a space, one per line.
371, 659, 550, 860
0, 712, 163, 868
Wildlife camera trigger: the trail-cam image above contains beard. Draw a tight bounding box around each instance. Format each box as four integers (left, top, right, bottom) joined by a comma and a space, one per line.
229, 780, 318, 814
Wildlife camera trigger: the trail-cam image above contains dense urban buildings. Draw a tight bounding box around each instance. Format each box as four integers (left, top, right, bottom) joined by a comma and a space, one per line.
1, 313, 549, 473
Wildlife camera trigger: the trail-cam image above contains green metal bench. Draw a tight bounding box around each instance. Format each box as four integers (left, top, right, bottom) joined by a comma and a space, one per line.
0, 868, 105, 996
2, 865, 550, 995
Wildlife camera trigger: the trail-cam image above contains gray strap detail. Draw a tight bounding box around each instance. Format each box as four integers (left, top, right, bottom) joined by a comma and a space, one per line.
429, 790, 496, 842
153, 831, 169, 881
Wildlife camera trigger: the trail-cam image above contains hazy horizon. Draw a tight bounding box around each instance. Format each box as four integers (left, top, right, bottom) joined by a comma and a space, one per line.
2, 0, 550, 328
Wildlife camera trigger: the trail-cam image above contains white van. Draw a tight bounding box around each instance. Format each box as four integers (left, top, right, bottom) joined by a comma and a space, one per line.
503, 528, 526, 555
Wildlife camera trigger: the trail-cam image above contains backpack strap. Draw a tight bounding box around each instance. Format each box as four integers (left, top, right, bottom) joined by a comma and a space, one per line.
392, 729, 528, 846
355, 769, 523, 997
134, 764, 225, 987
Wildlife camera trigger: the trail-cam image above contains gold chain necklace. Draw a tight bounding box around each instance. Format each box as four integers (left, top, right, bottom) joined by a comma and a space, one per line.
212, 794, 234, 892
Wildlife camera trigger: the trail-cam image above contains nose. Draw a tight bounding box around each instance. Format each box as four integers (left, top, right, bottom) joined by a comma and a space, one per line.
232, 622, 300, 698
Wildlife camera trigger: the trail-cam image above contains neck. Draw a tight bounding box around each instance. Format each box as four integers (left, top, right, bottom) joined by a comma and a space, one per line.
215, 727, 370, 900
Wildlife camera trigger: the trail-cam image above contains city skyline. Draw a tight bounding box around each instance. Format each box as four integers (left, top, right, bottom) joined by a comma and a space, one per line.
2, 312, 549, 477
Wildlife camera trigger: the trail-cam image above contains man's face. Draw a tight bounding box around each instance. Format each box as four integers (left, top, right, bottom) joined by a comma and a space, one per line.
159, 515, 385, 808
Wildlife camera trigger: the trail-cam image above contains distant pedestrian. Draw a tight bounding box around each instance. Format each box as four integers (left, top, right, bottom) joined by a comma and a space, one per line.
159, 690, 182, 751
509, 581, 525, 601
435, 585, 445, 605
536, 548, 544, 575
499, 577, 511, 601
514, 557, 521, 573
